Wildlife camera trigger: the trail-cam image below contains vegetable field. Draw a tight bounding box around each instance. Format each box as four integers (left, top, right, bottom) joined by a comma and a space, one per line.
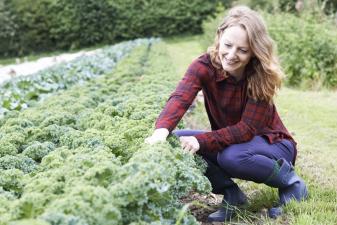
2, 36, 337, 225
0, 40, 143, 115
0, 39, 211, 225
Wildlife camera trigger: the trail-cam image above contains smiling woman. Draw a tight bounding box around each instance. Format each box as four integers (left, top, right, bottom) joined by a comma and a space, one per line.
145, 5, 308, 222
208, 6, 284, 104
218, 26, 253, 81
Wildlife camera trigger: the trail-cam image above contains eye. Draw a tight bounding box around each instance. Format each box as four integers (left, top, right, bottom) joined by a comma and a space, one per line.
224, 43, 231, 47
239, 49, 248, 53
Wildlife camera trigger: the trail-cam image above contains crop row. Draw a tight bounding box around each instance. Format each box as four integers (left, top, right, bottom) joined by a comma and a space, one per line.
0, 40, 210, 224
0, 39, 149, 117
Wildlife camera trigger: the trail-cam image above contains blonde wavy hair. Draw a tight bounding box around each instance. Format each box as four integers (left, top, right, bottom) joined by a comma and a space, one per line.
208, 6, 284, 103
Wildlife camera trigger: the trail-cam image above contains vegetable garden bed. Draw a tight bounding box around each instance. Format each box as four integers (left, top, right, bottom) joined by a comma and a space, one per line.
0, 39, 210, 225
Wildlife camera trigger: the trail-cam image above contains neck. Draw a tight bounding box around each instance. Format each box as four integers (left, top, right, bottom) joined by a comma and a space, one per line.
227, 69, 245, 81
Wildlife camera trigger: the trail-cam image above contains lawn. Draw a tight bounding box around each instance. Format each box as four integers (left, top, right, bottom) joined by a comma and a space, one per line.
164, 35, 337, 225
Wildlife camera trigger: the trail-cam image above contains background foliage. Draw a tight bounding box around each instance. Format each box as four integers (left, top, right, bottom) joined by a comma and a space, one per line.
0, 0, 217, 56
265, 12, 337, 89
0, 0, 19, 55
221, 0, 337, 13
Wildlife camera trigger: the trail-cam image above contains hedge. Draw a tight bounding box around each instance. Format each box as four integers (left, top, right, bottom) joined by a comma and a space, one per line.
0, 0, 217, 56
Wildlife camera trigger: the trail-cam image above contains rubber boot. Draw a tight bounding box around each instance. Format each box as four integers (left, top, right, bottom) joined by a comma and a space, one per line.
203, 158, 237, 194
207, 183, 247, 222
265, 158, 308, 218
201, 158, 247, 222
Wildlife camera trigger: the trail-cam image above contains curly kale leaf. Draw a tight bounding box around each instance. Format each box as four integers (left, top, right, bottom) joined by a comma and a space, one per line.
0, 169, 24, 193
0, 155, 37, 173
22, 142, 55, 162
0, 139, 18, 157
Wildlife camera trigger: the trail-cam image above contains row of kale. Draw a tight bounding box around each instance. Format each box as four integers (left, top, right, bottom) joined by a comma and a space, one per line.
0, 39, 153, 117
0, 40, 209, 224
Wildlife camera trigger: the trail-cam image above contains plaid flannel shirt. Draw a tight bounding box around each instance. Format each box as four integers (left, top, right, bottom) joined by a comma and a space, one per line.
155, 53, 296, 160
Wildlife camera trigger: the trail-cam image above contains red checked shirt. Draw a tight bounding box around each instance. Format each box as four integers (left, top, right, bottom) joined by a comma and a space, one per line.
155, 53, 296, 157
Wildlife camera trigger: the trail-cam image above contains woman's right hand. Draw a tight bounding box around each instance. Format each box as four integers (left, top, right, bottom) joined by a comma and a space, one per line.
145, 128, 169, 145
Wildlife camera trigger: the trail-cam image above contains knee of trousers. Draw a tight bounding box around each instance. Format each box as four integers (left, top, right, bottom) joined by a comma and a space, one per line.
172, 129, 206, 137
217, 147, 251, 176
172, 130, 182, 137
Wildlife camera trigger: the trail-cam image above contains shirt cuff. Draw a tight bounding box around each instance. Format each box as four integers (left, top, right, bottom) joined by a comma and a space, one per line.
194, 133, 209, 152
155, 123, 173, 132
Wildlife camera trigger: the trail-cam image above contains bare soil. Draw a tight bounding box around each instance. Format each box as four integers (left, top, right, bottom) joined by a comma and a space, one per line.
180, 192, 224, 225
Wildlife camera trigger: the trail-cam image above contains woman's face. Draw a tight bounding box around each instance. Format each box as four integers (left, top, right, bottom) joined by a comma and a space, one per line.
218, 25, 253, 80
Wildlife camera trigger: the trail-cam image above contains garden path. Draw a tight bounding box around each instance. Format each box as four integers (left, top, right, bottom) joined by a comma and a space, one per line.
0, 49, 99, 85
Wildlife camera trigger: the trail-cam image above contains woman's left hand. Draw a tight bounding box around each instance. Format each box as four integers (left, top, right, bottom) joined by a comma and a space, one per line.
179, 136, 200, 154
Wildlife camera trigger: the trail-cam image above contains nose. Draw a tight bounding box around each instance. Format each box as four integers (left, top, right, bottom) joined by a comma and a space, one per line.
227, 48, 237, 60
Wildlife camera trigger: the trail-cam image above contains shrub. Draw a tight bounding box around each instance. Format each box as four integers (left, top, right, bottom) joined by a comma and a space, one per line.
0, 0, 19, 57
47, 0, 117, 49
6, 0, 57, 54
264, 12, 337, 89
108, 0, 216, 40
1, 0, 217, 56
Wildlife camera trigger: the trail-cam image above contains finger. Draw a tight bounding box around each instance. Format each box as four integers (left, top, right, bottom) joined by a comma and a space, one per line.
181, 142, 188, 149
180, 137, 193, 145
180, 138, 188, 148
190, 147, 198, 154
179, 136, 187, 144
182, 144, 192, 153
187, 145, 197, 154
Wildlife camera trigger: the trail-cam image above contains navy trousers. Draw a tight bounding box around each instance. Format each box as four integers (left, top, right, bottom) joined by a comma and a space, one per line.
173, 129, 295, 184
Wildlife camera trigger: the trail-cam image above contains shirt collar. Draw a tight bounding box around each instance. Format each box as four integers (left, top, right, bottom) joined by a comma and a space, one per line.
216, 70, 246, 85
216, 70, 226, 82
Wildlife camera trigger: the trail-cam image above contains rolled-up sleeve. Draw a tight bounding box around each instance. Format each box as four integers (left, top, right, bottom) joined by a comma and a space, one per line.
155, 60, 206, 131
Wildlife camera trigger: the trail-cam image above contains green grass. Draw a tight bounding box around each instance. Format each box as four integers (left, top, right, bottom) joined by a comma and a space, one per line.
164, 36, 337, 225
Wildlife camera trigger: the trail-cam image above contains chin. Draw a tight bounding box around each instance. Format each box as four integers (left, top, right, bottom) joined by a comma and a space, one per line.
221, 64, 237, 73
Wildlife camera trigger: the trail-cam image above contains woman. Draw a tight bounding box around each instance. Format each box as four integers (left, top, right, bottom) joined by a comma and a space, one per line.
145, 5, 308, 222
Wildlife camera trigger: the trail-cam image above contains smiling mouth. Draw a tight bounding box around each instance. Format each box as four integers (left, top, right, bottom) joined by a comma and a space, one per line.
223, 58, 238, 65
220, 54, 238, 65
